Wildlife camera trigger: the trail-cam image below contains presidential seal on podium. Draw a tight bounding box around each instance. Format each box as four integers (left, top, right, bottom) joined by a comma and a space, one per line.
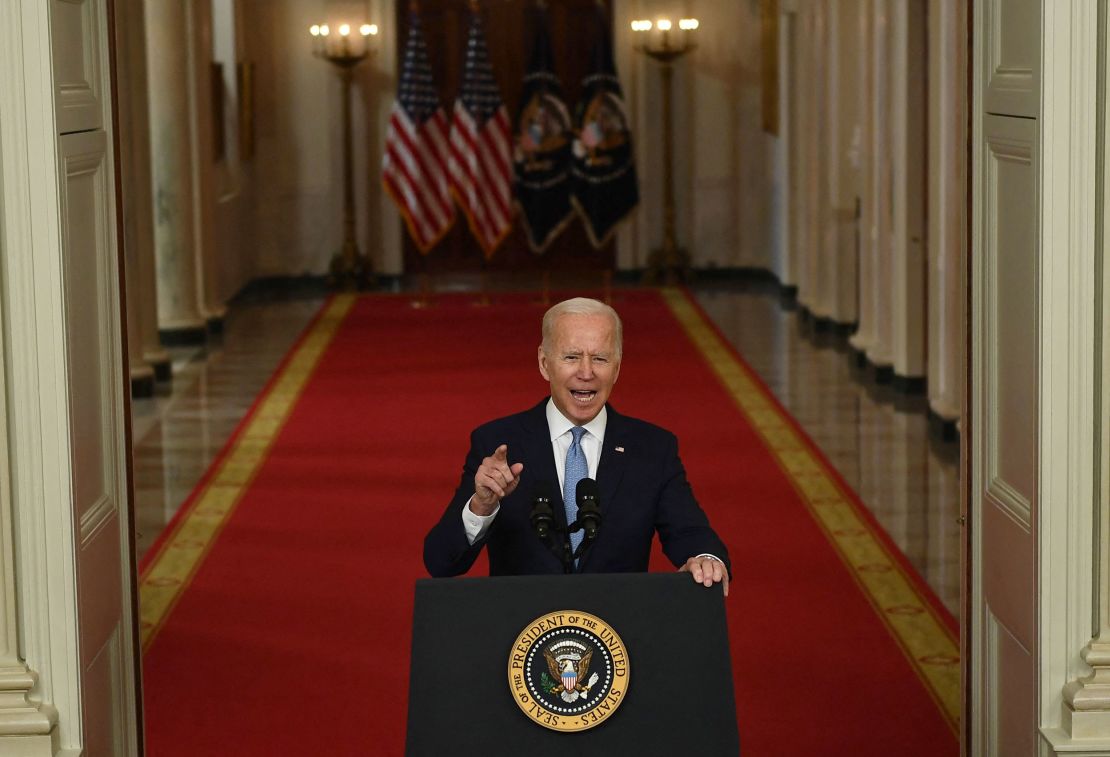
507, 610, 630, 732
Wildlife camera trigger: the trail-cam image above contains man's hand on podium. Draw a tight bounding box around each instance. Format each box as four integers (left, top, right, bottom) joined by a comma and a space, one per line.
680, 555, 730, 597
472, 444, 524, 515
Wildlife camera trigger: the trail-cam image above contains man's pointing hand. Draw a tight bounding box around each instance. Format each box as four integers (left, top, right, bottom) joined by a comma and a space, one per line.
472, 444, 524, 515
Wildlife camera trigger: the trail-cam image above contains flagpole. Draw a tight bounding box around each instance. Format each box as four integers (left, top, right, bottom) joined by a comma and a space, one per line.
412, 253, 433, 309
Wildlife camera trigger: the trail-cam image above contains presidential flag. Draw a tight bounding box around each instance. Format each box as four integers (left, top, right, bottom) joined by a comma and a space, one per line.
449, 9, 513, 259
571, 9, 639, 248
382, 11, 455, 253
513, 4, 573, 254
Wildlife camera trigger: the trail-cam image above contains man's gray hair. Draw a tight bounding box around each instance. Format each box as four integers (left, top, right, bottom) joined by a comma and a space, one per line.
541, 298, 623, 357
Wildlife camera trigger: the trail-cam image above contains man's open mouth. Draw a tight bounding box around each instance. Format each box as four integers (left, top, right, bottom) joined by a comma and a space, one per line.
571, 390, 597, 403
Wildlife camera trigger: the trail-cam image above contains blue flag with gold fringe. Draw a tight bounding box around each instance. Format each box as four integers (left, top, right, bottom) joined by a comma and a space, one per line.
513, 3, 574, 254
571, 6, 639, 248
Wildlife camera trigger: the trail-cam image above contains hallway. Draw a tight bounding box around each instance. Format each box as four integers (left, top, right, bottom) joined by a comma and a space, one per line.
132, 278, 961, 615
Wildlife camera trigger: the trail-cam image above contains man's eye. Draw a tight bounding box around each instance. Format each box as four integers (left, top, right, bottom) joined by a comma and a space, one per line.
594, 357, 608, 364
563, 355, 579, 361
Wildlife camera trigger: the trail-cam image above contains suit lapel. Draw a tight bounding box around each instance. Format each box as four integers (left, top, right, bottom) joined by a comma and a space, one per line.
596, 405, 629, 512
518, 399, 566, 530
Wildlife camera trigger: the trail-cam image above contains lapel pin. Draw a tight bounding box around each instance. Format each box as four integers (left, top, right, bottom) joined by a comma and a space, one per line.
615, 446, 625, 453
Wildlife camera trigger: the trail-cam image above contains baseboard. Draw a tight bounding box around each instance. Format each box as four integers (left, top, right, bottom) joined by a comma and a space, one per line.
150, 357, 172, 382
928, 407, 960, 442
229, 275, 330, 305
892, 374, 927, 395
158, 325, 207, 346
130, 374, 155, 398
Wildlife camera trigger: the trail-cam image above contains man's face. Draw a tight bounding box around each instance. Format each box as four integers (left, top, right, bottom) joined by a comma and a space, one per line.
538, 313, 621, 425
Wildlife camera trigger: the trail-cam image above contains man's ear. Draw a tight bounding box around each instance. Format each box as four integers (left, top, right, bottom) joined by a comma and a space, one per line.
538, 346, 551, 381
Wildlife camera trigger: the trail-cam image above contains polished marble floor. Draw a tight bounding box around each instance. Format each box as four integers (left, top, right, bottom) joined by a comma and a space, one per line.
130, 277, 962, 615
131, 289, 323, 559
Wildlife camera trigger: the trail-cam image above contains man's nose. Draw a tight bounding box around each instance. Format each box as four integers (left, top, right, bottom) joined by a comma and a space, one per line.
576, 358, 595, 379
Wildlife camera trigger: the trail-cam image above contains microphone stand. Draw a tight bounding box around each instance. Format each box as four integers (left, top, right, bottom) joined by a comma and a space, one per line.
532, 515, 575, 574
567, 518, 601, 566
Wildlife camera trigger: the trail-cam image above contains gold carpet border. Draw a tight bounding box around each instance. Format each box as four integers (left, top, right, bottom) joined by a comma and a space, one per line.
661, 288, 960, 733
138, 295, 357, 651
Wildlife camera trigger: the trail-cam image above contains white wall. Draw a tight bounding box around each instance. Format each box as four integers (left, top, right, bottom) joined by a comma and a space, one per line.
239, 0, 398, 279
615, 0, 780, 272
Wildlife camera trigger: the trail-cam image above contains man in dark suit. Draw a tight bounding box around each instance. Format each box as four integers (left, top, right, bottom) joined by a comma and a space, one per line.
424, 297, 729, 592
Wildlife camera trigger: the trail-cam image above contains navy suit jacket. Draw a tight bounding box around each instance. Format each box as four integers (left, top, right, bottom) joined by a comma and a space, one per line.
423, 399, 730, 577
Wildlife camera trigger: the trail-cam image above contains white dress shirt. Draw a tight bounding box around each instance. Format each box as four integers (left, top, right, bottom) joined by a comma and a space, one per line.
463, 400, 605, 544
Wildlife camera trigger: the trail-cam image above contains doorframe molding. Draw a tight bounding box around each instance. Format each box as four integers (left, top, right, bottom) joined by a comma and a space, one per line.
1037, 0, 1103, 751
0, 5, 57, 740
0, 1, 97, 753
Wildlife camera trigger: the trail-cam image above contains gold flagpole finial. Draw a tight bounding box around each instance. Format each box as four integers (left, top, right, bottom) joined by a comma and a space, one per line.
409, 0, 419, 13
468, 0, 480, 13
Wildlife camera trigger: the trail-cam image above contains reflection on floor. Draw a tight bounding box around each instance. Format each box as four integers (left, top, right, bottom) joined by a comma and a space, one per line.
130, 278, 961, 615
693, 281, 960, 615
131, 288, 323, 560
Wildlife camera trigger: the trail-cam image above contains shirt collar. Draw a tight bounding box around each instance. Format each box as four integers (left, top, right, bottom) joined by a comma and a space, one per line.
545, 398, 607, 442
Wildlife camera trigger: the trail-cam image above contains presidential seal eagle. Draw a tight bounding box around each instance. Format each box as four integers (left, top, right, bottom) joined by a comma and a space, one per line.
544, 643, 600, 703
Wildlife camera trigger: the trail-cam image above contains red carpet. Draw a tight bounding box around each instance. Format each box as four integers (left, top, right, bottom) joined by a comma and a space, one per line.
141, 290, 957, 755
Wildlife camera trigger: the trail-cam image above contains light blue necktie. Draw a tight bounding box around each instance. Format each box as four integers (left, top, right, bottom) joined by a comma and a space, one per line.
563, 426, 588, 562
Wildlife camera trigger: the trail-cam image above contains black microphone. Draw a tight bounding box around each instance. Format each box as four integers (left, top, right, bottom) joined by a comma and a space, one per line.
575, 478, 602, 541
529, 480, 557, 541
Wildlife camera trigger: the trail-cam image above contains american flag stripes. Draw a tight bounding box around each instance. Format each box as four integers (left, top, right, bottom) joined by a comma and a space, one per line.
449, 9, 513, 259
382, 12, 455, 253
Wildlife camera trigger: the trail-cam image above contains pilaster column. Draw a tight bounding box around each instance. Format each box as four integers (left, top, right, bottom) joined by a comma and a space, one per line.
790, 4, 813, 304
117, 0, 171, 380
926, 0, 966, 423
780, 5, 802, 291
824, 0, 862, 327
865, 0, 894, 370
145, 0, 206, 341
188, 0, 225, 328
1061, 3, 1110, 740
889, 0, 927, 382
117, 0, 164, 393
815, 0, 839, 321
0, 290, 54, 751
850, 0, 876, 354
800, 4, 826, 315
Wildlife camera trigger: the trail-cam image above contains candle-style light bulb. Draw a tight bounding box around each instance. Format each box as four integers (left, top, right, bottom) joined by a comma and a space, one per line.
360, 23, 372, 36
368, 24, 378, 35
339, 23, 351, 36
320, 24, 330, 36
310, 24, 320, 36
657, 18, 672, 31
679, 18, 699, 30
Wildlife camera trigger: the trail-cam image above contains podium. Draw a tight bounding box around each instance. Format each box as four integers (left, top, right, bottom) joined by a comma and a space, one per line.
406, 572, 740, 755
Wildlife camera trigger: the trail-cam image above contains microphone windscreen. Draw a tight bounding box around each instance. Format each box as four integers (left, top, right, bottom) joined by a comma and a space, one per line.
575, 477, 600, 501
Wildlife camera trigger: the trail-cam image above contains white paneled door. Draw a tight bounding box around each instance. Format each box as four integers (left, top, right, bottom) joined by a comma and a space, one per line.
0, 0, 143, 753
971, 0, 1041, 753
53, 0, 142, 750
57, 126, 138, 755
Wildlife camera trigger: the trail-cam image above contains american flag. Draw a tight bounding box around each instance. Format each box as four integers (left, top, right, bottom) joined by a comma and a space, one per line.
382, 12, 454, 253
449, 9, 513, 259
